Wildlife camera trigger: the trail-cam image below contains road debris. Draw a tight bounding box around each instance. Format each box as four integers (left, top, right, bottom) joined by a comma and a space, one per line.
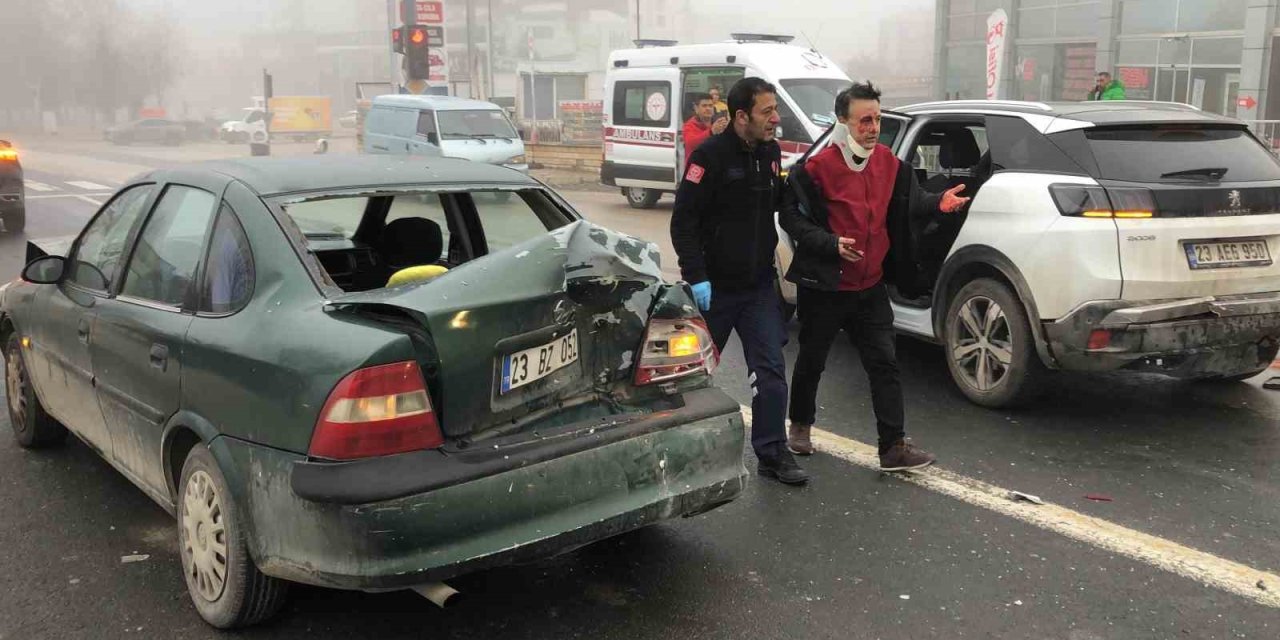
120, 554, 150, 564
1258, 580, 1268, 591
1084, 494, 1114, 502
1263, 377, 1280, 390
899, 594, 911, 600
1009, 491, 1045, 505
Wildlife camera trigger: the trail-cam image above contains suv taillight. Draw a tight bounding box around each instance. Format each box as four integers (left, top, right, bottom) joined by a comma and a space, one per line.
1049, 184, 1156, 218
634, 318, 718, 386
309, 361, 444, 460
0, 149, 17, 162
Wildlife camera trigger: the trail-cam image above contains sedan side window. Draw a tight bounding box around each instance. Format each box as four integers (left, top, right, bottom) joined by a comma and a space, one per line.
200, 202, 255, 314
120, 185, 217, 308
68, 184, 156, 292
468, 190, 570, 254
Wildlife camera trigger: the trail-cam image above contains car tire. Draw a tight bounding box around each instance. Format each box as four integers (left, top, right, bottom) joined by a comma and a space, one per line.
624, 187, 661, 209
2, 207, 24, 234
178, 443, 288, 629
4, 332, 68, 448
943, 278, 1046, 408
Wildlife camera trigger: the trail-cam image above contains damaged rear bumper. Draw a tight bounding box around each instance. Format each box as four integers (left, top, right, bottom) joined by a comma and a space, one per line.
212, 388, 748, 591
1043, 292, 1280, 377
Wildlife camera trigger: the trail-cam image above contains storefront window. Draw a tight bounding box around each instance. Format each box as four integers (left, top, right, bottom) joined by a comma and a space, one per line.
946, 44, 987, 100
1192, 38, 1244, 66
1177, 0, 1247, 32
1120, 0, 1176, 34
1018, 8, 1055, 39
1117, 39, 1158, 65
1055, 3, 1099, 38
1016, 43, 1097, 102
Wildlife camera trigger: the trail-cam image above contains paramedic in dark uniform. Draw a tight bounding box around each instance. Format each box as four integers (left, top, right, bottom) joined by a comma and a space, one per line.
670, 77, 808, 486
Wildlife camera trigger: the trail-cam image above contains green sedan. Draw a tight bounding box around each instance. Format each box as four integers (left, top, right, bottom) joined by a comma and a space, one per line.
1, 155, 747, 628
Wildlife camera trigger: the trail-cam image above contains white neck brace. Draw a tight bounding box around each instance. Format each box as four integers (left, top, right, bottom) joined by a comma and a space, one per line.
832, 123, 874, 171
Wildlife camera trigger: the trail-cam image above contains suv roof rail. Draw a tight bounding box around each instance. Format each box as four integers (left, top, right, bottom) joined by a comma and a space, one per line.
907, 99, 1054, 112
1100, 100, 1202, 111
633, 39, 678, 48
729, 33, 795, 44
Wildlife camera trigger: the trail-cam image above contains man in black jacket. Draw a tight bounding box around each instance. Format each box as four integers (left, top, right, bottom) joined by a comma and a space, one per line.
779, 82, 967, 471
671, 77, 808, 485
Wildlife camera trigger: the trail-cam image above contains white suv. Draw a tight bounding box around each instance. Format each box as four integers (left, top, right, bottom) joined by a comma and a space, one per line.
776, 100, 1280, 408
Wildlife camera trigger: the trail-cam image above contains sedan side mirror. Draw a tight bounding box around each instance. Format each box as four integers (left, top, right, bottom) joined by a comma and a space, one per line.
22, 255, 66, 284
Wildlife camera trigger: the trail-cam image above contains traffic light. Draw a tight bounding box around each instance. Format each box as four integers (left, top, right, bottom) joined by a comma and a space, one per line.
391, 27, 404, 54
404, 25, 431, 80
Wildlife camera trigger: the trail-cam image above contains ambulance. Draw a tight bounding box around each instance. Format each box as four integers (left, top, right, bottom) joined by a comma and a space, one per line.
601, 34, 852, 208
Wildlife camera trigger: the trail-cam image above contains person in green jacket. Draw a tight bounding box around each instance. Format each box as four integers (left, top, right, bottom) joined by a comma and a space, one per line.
1089, 72, 1126, 101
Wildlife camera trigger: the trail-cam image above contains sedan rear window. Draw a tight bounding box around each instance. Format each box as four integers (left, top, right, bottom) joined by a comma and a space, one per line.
1084, 126, 1280, 183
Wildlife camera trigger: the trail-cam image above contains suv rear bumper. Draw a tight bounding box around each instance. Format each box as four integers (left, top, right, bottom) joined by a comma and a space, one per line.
1043, 293, 1280, 377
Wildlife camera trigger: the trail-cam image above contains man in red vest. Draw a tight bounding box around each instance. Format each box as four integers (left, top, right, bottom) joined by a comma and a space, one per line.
682, 93, 726, 165
779, 81, 968, 471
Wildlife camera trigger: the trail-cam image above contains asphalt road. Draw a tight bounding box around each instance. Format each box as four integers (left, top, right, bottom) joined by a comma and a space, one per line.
1, 144, 1279, 638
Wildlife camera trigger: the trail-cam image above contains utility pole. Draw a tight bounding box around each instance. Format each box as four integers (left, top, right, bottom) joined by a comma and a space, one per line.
635, 0, 641, 41
386, 0, 399, 91
466, 0, 476, 98
487, 0, 495, 100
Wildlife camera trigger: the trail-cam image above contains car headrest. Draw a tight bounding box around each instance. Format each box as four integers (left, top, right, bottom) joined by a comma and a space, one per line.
387, 264, 449, 288
381, 217, 444, 270
939, 133, 982, 169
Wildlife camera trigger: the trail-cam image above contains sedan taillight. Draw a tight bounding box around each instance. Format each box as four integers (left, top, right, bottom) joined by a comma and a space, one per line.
309, 361, 444, 460
634, 318, 718, 386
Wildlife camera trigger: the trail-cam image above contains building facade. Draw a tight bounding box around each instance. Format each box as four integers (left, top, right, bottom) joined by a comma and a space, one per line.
936, 0, 1280, 120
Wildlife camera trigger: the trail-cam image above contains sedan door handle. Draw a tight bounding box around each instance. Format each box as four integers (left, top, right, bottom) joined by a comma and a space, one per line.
77, 318, 91, 344
149, 344, 169, 371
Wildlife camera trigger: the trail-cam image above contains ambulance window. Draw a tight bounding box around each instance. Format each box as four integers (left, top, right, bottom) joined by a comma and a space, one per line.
614, 81, 672, 127
776, 99, 813, 145
680, 67, 745, 120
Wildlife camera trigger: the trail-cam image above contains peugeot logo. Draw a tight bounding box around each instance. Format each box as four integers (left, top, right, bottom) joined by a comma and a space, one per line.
1228, 190, 1243, 208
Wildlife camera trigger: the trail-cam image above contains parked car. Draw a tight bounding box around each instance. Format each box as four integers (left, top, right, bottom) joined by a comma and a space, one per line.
105, 119, 187, 145
776, 100, 1280, 407
363, 95, 527, 172
0, 140, 22, 233
1, 155, 745, 628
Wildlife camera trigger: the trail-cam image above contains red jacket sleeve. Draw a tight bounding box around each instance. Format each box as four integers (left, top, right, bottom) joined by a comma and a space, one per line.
683, 119, 710, 164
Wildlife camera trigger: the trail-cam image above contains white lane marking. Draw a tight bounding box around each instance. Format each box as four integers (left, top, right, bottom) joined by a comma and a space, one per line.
25, 193, 113, 201
75, 195, 103, 206
24, 181, 57, 192
65, 180, 112, 191
738, 406, 1280, 609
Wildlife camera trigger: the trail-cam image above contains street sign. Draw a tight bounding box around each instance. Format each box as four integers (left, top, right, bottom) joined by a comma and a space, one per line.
400, 1, 444, 24
1238, 95, 1258, 110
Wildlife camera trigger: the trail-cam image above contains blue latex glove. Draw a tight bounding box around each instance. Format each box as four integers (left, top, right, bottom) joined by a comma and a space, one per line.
691, 281, 712, 311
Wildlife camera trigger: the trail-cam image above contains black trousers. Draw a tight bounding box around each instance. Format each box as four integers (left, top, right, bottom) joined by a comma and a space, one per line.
702, 278, 788, 456
788, 283, 906, 452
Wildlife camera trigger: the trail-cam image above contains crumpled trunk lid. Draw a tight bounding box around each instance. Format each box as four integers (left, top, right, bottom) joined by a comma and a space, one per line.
326, 220, 673, 439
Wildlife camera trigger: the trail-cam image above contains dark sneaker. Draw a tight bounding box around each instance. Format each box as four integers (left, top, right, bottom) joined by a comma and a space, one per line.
879, 440, 936, 472
788, 423, 814, 456
758, 445, 810, 485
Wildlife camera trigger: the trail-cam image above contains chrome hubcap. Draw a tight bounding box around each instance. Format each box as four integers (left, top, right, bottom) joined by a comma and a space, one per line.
627, 188, 646, 203
181, 470, 228, 602
951, 296, 1013, 392
4, 346, 27, 427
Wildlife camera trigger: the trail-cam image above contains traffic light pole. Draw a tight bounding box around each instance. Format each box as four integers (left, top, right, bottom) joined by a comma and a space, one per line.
387, 0, 399, 91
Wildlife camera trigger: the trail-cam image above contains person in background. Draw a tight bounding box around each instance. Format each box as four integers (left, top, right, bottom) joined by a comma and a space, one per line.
671, 77, 808, 486
709, 85, 729, 118
683, 93, 727, 165
1088, 72, 1126, 101
779, 81, 969, 471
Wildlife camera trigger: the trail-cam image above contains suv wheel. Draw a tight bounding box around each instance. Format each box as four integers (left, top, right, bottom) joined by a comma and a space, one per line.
624, 187, 661, 209
179, 443, 288, 628
943, 278, 1046, 408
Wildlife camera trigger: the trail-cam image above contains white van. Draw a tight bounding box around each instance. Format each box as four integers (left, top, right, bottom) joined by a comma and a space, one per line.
601, 34, 852, 208
363, 95, 527, 171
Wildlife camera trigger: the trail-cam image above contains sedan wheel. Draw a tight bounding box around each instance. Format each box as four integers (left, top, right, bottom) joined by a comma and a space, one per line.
4, 333, 67, 448
178, 444, 287, 628
182, 470, 229, 602
943, 278, 1046, 408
